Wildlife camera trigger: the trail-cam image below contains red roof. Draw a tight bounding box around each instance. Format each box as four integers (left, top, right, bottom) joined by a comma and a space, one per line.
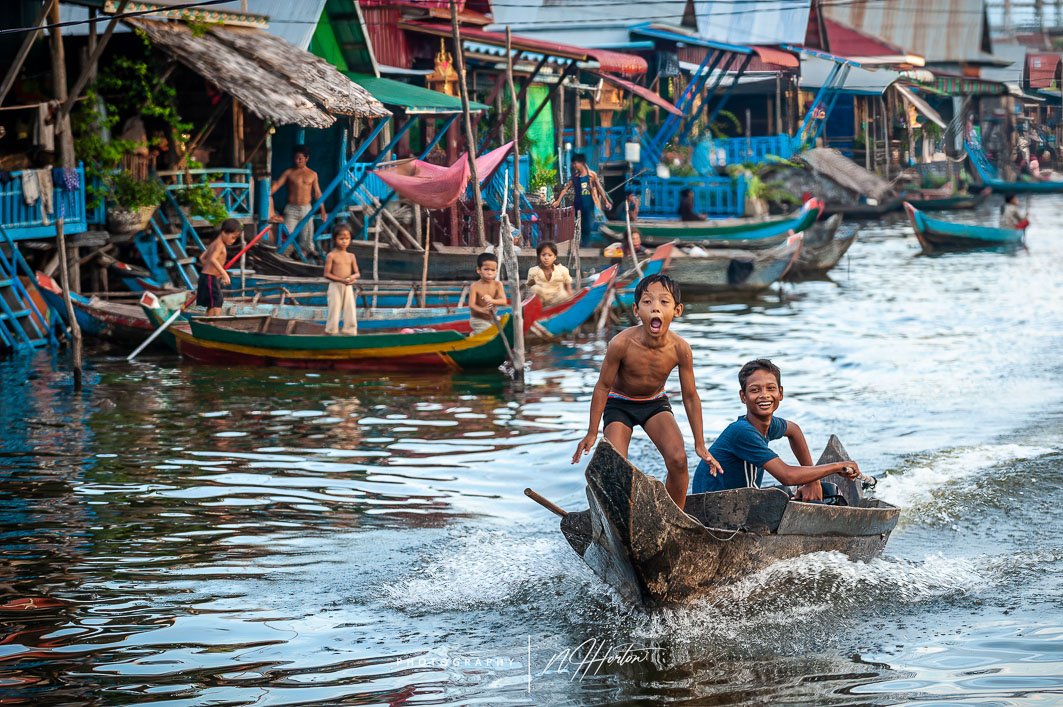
593, 72, 682, 116
823, 18, 909, 60
752, 46, 798, 69
400, 21, 648, 77
1027, 53, 1062, 89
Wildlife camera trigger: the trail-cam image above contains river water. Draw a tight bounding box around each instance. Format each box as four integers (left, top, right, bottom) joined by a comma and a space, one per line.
2, 196, 1062, 705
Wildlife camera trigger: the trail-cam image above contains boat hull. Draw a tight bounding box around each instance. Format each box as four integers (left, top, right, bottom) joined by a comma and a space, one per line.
785, 215, 856, 278
560, 437, 898, 607
904, 202, 1024, 254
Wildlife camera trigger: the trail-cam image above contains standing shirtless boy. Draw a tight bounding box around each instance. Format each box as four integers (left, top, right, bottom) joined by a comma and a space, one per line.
270, 146, 327, 258
197, 218, 241, 317
572, 274, 721, 510
323, 223, 360, 335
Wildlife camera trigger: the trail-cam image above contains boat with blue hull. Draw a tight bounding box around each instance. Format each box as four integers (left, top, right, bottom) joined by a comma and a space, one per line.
904, 203, 1025, 254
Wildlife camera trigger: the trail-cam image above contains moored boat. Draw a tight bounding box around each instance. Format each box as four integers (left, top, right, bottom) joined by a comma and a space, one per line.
784, 215, 856, 279
663, 234, 802, 295
140, 293, 515, 372
603, 199, 822, 248
904, 202, 1025, 254
902, 187, 990, 211
544, 436, 898, 607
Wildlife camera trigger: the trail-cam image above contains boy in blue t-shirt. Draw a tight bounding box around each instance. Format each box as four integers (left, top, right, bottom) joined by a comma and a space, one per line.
692, 359, 861, 501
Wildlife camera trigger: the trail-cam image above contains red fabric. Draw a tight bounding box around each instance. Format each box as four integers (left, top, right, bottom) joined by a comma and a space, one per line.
372, 142, 513, 210
593, 72, 682, 116
751, 46, 799, 69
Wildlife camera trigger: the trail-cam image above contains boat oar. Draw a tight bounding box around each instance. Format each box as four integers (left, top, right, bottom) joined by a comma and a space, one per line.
489, 308, 516, 363
127, 291, 195, 362
524, 488, 568, 517
224, 224, 272, 270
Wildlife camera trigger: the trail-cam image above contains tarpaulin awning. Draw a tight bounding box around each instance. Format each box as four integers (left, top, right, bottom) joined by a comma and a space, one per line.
751, 46, 799, 69
894, 84, 946, 129
347, 73, 489, 114
400, 21, 647, 77
800, 56, 899, 95
925, 72, 1008, 96
127, 17, 389, 128
373, 142, 513, 210
592, 72, 682, 116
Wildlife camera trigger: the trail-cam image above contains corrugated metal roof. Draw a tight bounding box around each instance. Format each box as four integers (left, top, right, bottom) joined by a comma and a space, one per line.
693, 0, 811, 46
799, 56, 899, 95
1026, 52, 1062, 89
823, 0, 994, 65
823, 18, 925, 66
59, 1, 326, 49
487, 0, 685, 47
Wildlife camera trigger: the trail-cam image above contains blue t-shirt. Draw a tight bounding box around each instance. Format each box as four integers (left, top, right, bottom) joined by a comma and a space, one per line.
692, 415, 788, 493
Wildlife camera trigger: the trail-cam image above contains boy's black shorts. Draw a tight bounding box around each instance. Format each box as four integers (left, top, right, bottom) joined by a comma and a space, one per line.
603, 394, 673, 429
196, 274, 223, 309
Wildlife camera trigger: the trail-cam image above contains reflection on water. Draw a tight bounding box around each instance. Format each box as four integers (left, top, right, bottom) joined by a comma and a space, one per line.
2, 196, 1063, 704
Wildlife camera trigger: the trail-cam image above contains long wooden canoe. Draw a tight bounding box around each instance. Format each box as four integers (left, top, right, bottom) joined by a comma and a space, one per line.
603, 198, 822, 247
141, 294, 514, 372
902, 187, 990, 211
904, 202, 1025, 254
552, 436, 898, 607
784, 215, 856, 279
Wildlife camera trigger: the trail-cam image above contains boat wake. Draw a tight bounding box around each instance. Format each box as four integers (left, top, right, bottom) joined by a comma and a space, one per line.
873, 443, 1055, 523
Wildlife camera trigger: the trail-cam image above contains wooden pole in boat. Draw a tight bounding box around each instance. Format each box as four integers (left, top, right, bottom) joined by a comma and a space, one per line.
372, 218, 380, 309
56, 216, 82, 391
524, 488, 568, 517
451, 0, 487, 247
420, 208, 430, 308
572, 210, 582, 285
506, 27, 523, 237
500, 171, 526, 382
625, 199, 642, 277
224, 223, 271, 269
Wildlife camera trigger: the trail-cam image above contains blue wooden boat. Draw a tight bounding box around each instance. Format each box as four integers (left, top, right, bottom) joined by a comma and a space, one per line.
530, 265, 616, 339
613, 248, 671, 309
603, 199, 823, 248
966, 137, 1063, 194
904, 203, 1025, 254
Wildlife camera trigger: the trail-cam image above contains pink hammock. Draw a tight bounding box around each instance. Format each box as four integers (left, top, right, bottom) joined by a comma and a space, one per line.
372, 142, 514, 210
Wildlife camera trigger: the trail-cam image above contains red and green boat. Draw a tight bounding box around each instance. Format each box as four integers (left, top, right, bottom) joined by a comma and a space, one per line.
141, 293, 514, 372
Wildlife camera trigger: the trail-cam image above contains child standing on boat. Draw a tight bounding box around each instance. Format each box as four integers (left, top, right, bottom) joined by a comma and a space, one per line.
572, 274, 721, 511
526, 241, 573, 307
691, 359, 861, 500
197, 218, 241, 317
323, 223, 360, 335
469, 252, 507, 335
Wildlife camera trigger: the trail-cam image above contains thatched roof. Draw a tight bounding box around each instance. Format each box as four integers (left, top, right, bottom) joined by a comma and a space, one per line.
799, 148, 893, 201
126, 18, 389, 128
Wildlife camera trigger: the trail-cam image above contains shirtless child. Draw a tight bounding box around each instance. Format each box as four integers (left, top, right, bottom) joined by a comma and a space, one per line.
323, 223, 360, 335
197, 218, 241, 317
469, 252, 507, 334
572, 274, 721, 510
270, 146, 327, 258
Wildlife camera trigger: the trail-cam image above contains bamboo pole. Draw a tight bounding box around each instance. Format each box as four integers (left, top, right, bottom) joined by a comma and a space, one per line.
625, 199, 642, 277
506, 28, 523, 240
500, 170, 525, 383
451, 0, 487, 247
48, 1, 75, 169
56, 217, 82, 391
420, 208, 430, 308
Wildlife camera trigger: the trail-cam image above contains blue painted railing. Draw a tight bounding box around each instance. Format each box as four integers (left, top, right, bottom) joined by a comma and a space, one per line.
637, 175, 746, 218
159, 167, 254, 221
0, 165, 87, 239
694, 135, 795, 169
561, 126, 639, 168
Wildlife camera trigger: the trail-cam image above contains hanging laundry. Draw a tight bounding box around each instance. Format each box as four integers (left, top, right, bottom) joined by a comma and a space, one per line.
21, 170, 39, 205
51, 168, 79, 191
0, 171, 14, 185
37, 168, 54, 219
33, 101, 56, 153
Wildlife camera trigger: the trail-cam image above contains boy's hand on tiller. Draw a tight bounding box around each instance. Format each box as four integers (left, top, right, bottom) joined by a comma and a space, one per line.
572, 433, 597, 464
696, 445, 722, 476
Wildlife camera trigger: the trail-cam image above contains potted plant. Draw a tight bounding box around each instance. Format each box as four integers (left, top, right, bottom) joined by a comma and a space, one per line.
529, 154, 558, 203
105, 170, 166, 234
174, 181, 229, 226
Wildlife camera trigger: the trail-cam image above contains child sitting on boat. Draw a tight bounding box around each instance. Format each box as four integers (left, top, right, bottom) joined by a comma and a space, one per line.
469, 252, 507, 334
692, 359, 861, 501
196, 218, 241, 317
572, 274, 721, 511
525, 241, 573, 307
999, 194, 1029, 230
323, 223, 360, 335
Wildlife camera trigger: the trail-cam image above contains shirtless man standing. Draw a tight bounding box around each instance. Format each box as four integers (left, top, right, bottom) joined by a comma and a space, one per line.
270, 146, 327, 259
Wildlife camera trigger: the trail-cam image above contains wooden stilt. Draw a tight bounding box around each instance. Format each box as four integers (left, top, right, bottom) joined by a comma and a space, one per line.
451, 1, 486, 247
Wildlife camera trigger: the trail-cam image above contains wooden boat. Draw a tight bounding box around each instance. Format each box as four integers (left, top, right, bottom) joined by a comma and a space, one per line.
966, 137, 1063, 194
821, 196, 902, 218
663, 234, 802, 295
902, 186, 990, 211
245, 241, 619, 282
904, 202, 1025, 254
602, 199, 822, 248
785, 215, 857, 279
528, 265, 616, 339
547, 436, 898, 607
140, 293, 514, 372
